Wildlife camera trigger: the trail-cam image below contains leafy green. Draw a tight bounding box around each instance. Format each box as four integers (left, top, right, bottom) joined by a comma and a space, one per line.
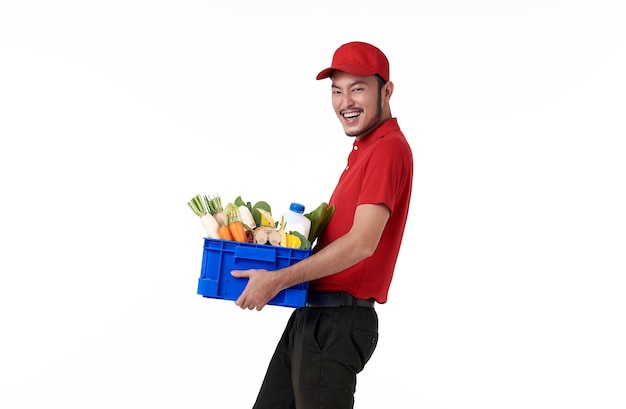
187, 194, 207, 217
252, 201, 272, 225
304, 202, 335, 244
205, 194, 224, 216
234, 196, 250, 209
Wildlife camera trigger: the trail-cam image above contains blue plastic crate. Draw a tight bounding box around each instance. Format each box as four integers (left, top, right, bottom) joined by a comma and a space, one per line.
197, 238, 311, 308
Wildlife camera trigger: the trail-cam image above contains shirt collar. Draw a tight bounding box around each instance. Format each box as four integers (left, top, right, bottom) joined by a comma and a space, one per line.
353, 118, 400, 150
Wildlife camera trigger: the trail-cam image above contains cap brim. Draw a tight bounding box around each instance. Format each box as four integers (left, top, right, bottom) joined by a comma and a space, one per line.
315, 64, 379, 81
316, 67, 333, 80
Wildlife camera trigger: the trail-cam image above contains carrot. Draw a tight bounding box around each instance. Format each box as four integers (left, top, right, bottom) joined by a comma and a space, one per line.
218, 225, 234, 241
229, 220, 247, 243
223, 202, 249, 243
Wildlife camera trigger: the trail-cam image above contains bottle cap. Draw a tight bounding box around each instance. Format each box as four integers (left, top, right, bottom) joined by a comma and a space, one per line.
289, 203, 305, 214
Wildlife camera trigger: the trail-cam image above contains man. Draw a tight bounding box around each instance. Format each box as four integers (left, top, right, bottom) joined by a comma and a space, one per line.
231, 41, 413, 409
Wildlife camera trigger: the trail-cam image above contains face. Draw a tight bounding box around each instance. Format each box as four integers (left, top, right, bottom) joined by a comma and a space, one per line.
331, 71, 388, 139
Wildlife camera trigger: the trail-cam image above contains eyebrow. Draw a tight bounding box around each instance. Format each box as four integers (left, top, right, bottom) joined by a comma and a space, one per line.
331, 80, 368, 90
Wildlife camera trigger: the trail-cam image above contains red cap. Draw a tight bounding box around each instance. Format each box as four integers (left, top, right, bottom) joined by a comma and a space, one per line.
316, 41, 390, 81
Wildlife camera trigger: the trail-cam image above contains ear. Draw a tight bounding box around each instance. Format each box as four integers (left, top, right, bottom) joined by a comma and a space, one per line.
383, 81, 394, 100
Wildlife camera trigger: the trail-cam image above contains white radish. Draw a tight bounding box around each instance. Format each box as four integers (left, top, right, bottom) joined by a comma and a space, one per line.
205, 194, 228, 227
200, 213, 221, 239
213, 211, 227, 227
239, 205, 256, 230
187, 194, 222, 239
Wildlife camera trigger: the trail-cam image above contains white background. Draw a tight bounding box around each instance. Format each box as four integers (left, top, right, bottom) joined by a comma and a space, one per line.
1, 1, 625, 408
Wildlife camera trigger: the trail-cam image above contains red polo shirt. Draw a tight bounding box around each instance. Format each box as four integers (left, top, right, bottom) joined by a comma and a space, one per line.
310, 118, 413, 303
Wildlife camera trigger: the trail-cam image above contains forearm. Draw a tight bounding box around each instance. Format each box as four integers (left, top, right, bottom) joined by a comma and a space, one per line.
274, 232, 370, 290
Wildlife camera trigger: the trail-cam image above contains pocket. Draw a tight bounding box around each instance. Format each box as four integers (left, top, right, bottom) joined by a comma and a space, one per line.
310, 307, 333, 352
351, 328, 378, 370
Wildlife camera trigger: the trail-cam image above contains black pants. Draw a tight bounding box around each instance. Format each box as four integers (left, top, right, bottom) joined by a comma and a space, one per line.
253, 305, 379, 409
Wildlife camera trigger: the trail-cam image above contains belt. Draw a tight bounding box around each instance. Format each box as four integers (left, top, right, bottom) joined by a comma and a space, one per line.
305, 291, 375, 308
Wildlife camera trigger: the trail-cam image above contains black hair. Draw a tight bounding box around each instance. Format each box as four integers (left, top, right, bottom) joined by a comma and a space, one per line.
375, 74, 387, 92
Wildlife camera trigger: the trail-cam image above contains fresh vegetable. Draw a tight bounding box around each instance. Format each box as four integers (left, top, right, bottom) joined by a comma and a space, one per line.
238, 205, 256, 230
218, 224, 234, 241
235, 196, 272, 228
206, 195, 227, 227
251, 201, 272, 227
305, 202, 335, 244
229, 220, 247, 242
285, 234, 301, 249
189, 195, 333, 249
253, 226, 282, 246
187, 194, 221, 239
200, 213, 221, 240
278, 216, 287, 247
257, 208, 276, 228
224, 202, 248, 243
290, 231, 311, 250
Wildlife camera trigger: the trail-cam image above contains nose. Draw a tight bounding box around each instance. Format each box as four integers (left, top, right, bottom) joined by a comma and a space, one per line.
336, 93, 354, 111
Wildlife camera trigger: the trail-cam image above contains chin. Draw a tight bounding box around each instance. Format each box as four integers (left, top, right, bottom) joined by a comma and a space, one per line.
342, 125, 360, 137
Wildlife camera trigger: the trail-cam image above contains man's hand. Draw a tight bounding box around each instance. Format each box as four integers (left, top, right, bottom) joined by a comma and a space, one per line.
230, 269, 280, 311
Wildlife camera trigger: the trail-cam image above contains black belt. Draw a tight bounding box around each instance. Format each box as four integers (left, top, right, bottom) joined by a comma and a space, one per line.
305, 291, 375, 308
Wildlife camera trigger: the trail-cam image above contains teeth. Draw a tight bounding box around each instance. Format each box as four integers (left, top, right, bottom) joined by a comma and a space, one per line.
343, 112, 360, 119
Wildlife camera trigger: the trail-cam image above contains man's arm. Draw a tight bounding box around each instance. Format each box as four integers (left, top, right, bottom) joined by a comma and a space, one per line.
231, 203, 390, 310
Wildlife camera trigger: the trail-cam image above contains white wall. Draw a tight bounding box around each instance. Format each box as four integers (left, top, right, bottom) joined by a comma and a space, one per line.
1, 1, 624, 408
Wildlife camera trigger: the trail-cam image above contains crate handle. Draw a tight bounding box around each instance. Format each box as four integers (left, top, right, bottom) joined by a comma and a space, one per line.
234, 245, 277, 263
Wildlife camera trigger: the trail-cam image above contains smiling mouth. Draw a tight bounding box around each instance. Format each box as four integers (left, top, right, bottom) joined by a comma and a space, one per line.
342, 111, 361, 120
